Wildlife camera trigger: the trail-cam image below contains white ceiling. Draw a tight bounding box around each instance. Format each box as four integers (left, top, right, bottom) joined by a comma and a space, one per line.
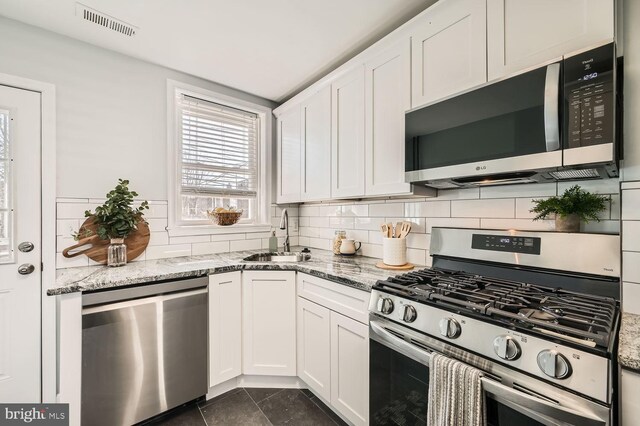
0, 0, 436, 102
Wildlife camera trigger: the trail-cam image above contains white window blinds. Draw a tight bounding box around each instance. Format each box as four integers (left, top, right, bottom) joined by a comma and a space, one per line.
178, 94, 259, 199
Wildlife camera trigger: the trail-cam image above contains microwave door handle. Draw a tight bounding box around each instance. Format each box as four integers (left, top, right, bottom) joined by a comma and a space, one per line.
544, 63, 561, 152
482, 379, 607, 426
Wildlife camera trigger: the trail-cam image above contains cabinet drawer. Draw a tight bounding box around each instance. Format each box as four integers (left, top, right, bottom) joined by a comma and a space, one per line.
297, 273, 370, 324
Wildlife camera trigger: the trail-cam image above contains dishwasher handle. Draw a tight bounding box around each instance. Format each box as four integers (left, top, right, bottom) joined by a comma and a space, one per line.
83, 287, 207, 315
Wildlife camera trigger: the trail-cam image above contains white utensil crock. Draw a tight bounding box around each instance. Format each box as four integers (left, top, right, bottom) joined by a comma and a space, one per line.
382, 237, 407, 266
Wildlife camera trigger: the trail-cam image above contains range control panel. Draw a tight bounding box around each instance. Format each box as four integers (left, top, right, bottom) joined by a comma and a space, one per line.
564, 43, 616, 149
471, 234, 541, 255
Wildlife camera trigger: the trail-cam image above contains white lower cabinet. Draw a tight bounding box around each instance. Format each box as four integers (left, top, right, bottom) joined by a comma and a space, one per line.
296, 273, 369, 425
209, 272, 242, 387
297, 297, 332, 401
330, 311, 369, 426
242, 271, 297, 376
621, 368, 640, 425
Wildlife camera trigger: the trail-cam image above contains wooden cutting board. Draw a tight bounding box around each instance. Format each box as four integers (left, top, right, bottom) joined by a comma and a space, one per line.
375, 262, 415, 271
62, 216, 150, 264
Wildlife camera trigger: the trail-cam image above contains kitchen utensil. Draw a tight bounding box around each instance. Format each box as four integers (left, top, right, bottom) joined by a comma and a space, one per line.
62, 215, 150, 264
381, 224, 389, 237
387, 222, 393, 238
399, 222, 412, 238
339, 239, 362, 256
375, 261, 415, 270
396, 222, 403, 238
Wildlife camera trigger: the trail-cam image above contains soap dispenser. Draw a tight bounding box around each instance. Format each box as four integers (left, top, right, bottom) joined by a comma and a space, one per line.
269, 231, 278, 252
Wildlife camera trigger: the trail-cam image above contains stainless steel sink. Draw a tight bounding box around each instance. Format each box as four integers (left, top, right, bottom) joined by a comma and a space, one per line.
243, 252, 310, 262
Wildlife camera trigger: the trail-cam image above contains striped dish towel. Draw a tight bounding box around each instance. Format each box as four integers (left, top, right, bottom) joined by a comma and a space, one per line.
426, 353, 486, 426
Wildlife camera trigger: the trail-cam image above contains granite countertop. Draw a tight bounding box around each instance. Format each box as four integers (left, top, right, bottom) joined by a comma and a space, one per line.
49, 247, 416, 296
619, 312, 640, 371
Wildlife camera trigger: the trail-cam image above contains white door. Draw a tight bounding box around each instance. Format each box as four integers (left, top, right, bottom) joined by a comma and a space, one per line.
242, 271, 296, 376
209, 272, 242, 387
365, 40, 412, 197
0, 85, 42, 402
331, 66, 365, 198
487, 0, 614, 81
276, 105, 301, 203
330, 311, 369, 426
410, 0, 487, 108
297, 297, 331, 401
301, 86, 331, 201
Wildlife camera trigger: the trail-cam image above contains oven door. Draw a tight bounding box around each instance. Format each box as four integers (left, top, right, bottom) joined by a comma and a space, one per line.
404, 61, 562, 187
370, 319, 610, 426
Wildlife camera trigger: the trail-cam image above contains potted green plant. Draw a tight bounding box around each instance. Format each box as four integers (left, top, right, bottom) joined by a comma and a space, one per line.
530, 185, 609, 233
84, 179, 149, 266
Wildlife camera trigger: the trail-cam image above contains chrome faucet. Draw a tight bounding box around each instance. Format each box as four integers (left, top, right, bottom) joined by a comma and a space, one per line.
279, 208, 290, 252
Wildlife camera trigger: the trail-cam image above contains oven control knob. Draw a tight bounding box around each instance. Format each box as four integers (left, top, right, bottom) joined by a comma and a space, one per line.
493, 335, 521, 361
439, 317, 461, 339
537, 350, 572, 380
377, 297, 394, 315
403, 305, 417, 323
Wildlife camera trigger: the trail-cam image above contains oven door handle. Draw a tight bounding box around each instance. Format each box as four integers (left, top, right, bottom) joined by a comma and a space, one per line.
369, 320, 607, 426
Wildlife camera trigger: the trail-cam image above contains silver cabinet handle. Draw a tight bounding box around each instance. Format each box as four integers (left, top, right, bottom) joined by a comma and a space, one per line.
18, 264, 35, 275
544, 62, 561, 152
18, 242, 35, 253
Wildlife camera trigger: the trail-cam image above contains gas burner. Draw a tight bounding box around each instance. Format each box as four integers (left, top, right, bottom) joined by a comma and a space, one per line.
518, 308, 558, 322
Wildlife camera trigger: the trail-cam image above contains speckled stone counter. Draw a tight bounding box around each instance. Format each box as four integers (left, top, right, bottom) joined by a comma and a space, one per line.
49, 247, 417, 296
619, 313, 640, 371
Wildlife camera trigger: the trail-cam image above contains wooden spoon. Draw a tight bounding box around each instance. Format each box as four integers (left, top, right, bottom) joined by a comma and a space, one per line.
396, 222, 403, 238
399, 222, 412, 238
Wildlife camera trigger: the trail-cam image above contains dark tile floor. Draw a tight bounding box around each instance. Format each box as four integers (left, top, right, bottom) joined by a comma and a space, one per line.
146, 388, 348, 426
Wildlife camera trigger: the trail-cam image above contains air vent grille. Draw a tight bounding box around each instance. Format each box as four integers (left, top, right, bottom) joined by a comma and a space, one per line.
549, 169, 600, 180
76, 3, 137, 37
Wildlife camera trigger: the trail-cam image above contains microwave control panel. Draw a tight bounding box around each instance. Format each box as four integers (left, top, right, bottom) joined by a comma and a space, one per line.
564, 43, 615, 149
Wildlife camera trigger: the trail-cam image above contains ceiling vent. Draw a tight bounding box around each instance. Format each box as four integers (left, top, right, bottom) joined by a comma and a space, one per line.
75, 3, 137, 37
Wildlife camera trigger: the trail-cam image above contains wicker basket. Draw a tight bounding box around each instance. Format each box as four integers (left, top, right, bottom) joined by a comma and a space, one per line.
207, 210, 244, 226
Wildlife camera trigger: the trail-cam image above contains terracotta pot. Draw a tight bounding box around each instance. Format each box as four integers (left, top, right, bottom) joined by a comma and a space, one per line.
555, 214, 580, 233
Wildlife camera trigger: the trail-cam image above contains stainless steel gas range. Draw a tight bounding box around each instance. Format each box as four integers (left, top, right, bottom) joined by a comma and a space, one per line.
369, 227, 620, 426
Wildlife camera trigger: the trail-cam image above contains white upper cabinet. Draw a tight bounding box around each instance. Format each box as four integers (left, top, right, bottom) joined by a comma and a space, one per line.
365, 40, 412, 196
301, 85, 332, 201
276, 105, 301, 203
331, 66, 365, 199
487, 0, 614, 81
410, 0, 487, 108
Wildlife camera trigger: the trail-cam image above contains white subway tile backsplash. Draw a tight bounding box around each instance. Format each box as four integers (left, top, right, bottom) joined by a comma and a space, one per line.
342, 204, 369, 217
149, 232, 170, 246
407, 249, 427, 266
437, 188, 480, 200
581, 220, 619, 234
146, 204, 168, 219
57, 219, 81, 236
369, 203, 404, 217
56, 253, 89, 268
480, 183, 556, 199
145, 244, 192, 260
230, 239, 262, 251
611, 194, 621, 220
329, 217, 355, 229
386, 217, 427, 234
515, 198, 543, 219
406, 233, 431, 250
309, 217, 330, 228
56, 202, 99, 219
146, 218, 168, 232
558, 179, 619, 194
211, 233, 247, 241
56, 235, 76, 253
623, 252, 640, 284
319, 205, 342, 217
425, 218, 480, 233
346, 229, 369, 243
169, 235, 210, 245
480, 218, 554, 231
404, 201, 450, 218
355, 217, 383, 231
360, 243, 382, 258
623, 221, 640, 252
622, 190, 640, 220
451, 199, 515, 218
623, 282, 640, 315
300, 205, 320, 217
191, 241, 230, 255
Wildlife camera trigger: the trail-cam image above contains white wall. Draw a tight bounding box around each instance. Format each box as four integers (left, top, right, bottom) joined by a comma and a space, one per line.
622, 0, 640, 180
0, 16, 277, 200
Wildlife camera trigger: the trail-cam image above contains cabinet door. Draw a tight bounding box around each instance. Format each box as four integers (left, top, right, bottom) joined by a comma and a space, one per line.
487, 0, 614, 81
365, 40, 412, 196
622, 369, 640, 426
330, 311, 369, 426
301, 86, 332, 201
277, 105, 302, 203
331, 66, 365, 198
209, 272, 242, 387
297, 297, 331, 401
242, 271, 296, 376
411, 0, 487, 108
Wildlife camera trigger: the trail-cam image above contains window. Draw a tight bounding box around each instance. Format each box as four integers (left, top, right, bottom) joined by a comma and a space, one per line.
168, 81, 272, 232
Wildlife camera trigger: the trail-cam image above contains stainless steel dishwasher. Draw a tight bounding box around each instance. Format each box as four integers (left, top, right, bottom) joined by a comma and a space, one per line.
81, 276, 208, 426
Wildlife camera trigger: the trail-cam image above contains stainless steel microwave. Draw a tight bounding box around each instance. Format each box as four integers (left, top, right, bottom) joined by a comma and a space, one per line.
405, 43, 621, 189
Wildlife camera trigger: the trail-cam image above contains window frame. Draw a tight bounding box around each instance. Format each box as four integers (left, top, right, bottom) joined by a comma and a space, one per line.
167, 80, 272, 236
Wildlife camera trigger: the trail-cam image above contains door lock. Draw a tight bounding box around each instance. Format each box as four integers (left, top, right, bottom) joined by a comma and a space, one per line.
18, 242, 34, 253
18, 263, 35, 275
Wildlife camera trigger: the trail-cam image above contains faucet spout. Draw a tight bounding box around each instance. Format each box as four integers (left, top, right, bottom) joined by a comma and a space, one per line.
279, 209, 290, 252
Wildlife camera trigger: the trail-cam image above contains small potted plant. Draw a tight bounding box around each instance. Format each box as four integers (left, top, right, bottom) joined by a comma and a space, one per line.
530, 185, 609, 233
85, 179, 149, 266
